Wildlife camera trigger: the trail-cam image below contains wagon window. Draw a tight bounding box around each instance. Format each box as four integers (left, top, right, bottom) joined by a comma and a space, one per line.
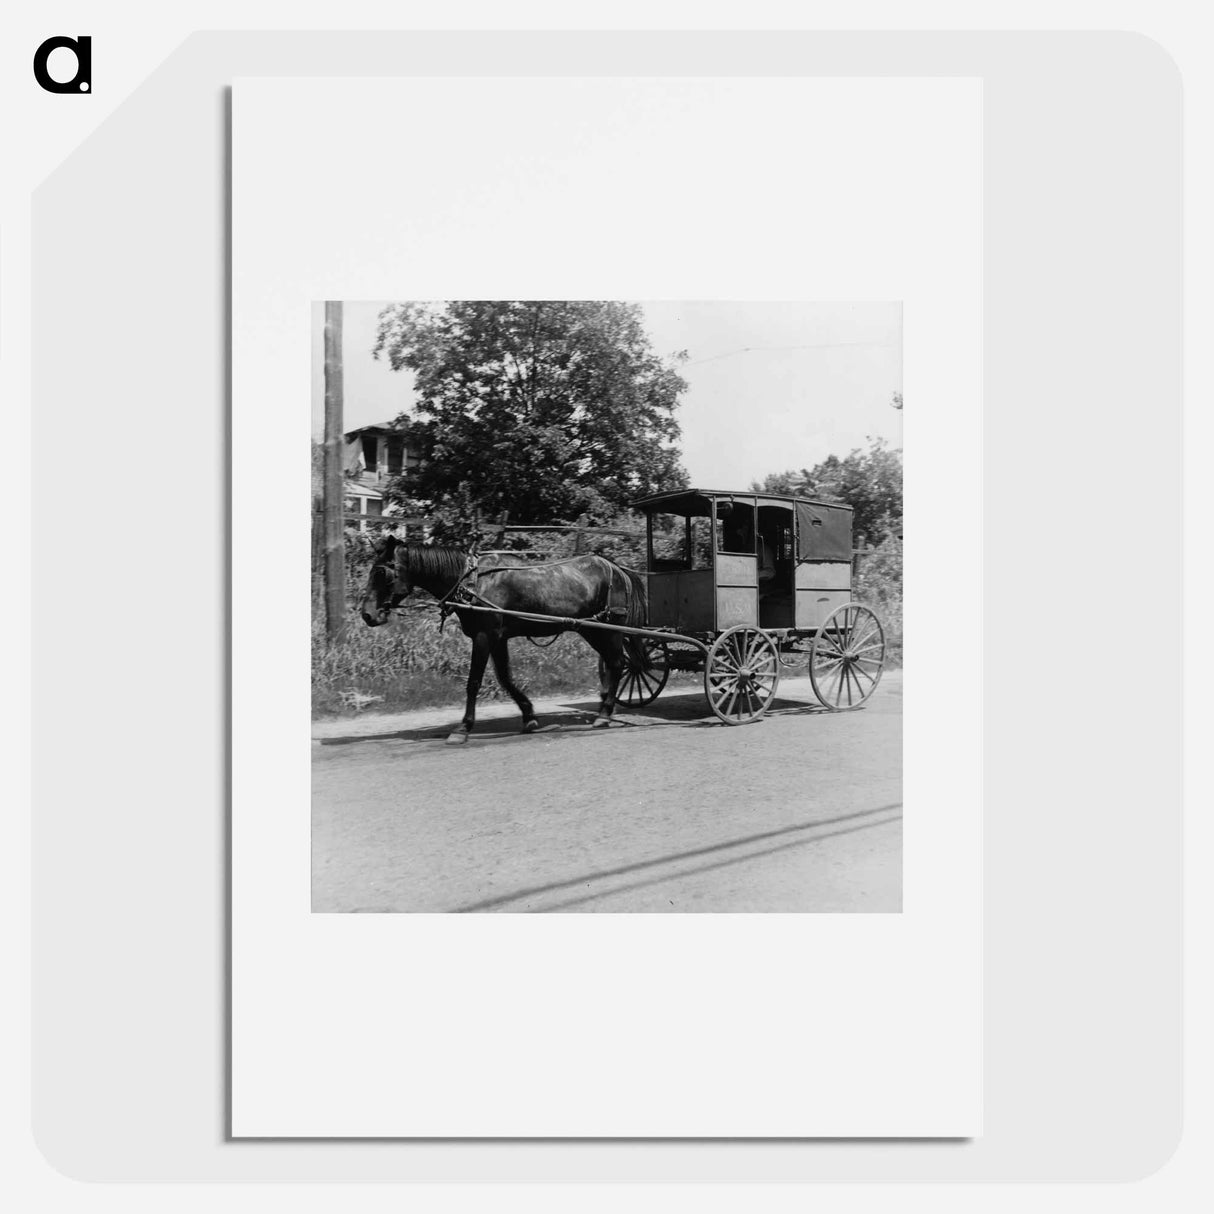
755, 505, 795, 561
690, 517, 714, 570
716, 502, 756, 555
651, 514, 689, 566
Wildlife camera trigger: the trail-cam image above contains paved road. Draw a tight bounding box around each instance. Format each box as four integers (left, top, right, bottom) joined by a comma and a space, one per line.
312, 672, 902, 913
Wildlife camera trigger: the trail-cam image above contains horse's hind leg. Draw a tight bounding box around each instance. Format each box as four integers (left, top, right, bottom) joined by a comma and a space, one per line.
449, 631, 492, 745
490, 638, 537, 733
588, 634, 624, 727
488, 640, 536, 733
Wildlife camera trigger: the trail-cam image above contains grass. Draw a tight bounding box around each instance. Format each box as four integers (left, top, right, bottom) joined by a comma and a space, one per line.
312, 602, 611, 718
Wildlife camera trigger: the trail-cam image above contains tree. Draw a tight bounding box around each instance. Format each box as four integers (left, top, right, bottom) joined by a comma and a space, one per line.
751, 467, 814, 496
373, 301, 689, 526
751, 437, 902, 542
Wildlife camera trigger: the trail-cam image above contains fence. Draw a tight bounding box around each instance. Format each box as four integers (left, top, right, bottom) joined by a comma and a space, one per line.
312, 511, 881, 618
311, 513, 649, 611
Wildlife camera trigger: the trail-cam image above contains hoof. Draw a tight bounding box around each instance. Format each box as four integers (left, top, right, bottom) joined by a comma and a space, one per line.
591, 717, 611, 729
446, 731, 469, 746
522, 718, 539, 734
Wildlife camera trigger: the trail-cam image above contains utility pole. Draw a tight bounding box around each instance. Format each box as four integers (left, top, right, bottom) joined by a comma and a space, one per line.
323, 301, 347, 643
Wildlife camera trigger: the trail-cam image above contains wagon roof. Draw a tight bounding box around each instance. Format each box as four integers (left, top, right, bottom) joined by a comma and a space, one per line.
630, 488, 853, 515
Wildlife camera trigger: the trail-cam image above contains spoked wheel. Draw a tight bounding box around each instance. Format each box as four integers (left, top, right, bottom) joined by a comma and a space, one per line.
704, 626, 781, 725
599, 637, 670, 708
809, 603, 886, 710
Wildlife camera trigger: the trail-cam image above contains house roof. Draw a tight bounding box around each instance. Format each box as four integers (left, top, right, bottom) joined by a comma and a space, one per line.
344, 420, 407, 440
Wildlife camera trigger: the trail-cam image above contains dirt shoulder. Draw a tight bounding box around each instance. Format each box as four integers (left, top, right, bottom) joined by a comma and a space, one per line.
312, 669, 903, 741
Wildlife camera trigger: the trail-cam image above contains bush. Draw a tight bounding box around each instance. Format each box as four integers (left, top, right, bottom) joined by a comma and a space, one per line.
852, 533, 903, 666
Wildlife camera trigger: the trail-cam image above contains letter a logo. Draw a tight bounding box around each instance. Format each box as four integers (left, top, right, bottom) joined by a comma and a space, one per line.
33, 36, 92, 94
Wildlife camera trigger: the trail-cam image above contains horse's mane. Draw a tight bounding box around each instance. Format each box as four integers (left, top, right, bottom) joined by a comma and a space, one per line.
391, 539, 469, 584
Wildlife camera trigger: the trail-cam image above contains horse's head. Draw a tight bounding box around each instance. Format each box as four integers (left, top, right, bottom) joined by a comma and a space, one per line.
360, 533, 409, 627
360, 536, 471, 625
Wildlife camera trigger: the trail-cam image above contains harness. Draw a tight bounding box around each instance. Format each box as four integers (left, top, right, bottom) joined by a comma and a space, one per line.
433, 553, 481, 619
381, 551, 635, 635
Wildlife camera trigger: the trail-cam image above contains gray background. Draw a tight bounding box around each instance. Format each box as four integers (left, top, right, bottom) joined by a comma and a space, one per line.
32, 31, 1181, 1181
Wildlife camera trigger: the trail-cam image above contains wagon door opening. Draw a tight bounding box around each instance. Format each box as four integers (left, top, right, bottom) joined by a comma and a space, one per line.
756, 503, 797, 630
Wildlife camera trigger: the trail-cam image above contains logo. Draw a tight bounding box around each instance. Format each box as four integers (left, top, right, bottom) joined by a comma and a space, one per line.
33, 36, 91, 94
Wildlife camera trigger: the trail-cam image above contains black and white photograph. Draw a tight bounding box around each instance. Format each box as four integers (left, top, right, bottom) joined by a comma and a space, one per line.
311, 300, 903, 913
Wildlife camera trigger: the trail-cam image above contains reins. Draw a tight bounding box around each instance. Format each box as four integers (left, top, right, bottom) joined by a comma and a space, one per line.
432, 554, 480, 615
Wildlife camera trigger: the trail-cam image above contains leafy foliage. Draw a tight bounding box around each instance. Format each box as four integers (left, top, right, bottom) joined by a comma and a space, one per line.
373, 301, 689, 528
852, 533, 903, 665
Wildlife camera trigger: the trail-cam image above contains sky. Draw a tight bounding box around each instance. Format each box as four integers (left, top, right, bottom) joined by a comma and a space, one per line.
311, 300, 902, 487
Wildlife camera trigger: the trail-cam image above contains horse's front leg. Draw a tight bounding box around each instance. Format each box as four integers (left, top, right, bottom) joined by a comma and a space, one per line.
449, 631, 492, 745
590, 635, 624, 728
490, 637, 538, 733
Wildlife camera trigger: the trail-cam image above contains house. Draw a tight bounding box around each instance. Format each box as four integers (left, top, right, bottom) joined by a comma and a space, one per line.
341, 421, 421, 529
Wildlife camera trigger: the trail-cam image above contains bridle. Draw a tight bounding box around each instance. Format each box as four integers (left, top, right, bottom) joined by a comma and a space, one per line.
367, 551, 479, 619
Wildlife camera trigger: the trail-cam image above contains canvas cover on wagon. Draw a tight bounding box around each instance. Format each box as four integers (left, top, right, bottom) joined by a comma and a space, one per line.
795, 499, 853, 561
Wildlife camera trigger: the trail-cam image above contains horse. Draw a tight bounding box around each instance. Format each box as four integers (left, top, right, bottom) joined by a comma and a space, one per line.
360, 536, 651, 744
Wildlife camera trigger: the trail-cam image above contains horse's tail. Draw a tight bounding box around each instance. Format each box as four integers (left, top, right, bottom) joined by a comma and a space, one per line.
618, 564, 650, 668
620, 564, 648, 629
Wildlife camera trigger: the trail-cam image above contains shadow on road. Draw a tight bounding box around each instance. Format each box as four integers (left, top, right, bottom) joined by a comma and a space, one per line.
449, 802, 904, 913
316, 689, 848, 748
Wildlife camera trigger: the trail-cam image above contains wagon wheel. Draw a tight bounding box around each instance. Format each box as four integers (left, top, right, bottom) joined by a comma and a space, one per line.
809, 603, 886, 710
704, 626, 780, 725
599, 637, 670, 708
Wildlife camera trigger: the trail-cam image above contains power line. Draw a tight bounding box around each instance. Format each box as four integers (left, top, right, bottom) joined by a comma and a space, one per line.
685, 340, 895, 367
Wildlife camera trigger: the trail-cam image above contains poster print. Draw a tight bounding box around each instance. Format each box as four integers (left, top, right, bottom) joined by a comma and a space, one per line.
233, 76, 980, 1137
